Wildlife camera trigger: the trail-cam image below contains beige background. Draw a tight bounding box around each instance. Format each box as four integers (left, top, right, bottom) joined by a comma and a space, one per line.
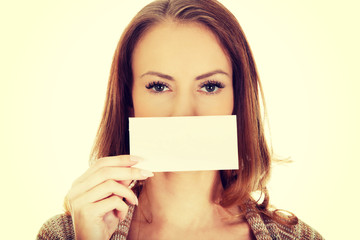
1, 0, 359, 239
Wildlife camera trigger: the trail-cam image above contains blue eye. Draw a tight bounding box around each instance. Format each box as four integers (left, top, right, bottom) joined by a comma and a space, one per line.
199, 80, 225, 93
204, 84, 217, 92
145, 81, 170, 92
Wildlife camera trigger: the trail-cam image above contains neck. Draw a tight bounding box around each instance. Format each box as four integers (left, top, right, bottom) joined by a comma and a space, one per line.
137, 171, 225, 229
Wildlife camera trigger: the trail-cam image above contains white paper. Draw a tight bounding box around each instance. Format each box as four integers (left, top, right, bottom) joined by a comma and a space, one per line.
129, 115, 239, 172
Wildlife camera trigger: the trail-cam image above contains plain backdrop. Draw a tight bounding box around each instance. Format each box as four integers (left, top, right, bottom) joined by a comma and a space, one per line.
1, 0, 359, 239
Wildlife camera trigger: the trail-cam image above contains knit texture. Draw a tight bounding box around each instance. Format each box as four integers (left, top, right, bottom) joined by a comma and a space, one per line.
37, 204, 323, 239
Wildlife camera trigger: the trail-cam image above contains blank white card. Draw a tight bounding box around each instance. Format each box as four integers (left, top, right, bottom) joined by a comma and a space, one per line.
129, 115, 239, 172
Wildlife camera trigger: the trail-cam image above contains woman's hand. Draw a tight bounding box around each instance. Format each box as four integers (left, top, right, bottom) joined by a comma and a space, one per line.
65, 155, 153, 240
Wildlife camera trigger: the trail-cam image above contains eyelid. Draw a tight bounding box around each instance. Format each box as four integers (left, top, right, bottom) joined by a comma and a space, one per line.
145, 80, 170, 89
198, 80, 225, 88
144, 80, 225, 94
198, 80, 225, 95
145, 80, 171, 94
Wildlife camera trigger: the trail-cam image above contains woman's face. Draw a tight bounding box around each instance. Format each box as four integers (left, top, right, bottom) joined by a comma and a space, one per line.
131, 21, 233, 117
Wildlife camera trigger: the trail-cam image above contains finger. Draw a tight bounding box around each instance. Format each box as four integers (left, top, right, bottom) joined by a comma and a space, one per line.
75, 180, 138, 206
75, 155, 143, 185
125, 180, 137, 188
92, 155, 143, 168
86, 167, 153, 191
70, 167, 153, 200
91, 195, 130, 221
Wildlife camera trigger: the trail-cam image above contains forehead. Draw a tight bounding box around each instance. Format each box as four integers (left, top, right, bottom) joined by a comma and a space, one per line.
131, 21, 232, 78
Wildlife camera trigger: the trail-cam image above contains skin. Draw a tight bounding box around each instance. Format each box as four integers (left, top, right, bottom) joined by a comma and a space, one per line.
66, 21, 253, 240
66, 155, 153, 240
128, 21, 253, 240
131, 22, 234, 117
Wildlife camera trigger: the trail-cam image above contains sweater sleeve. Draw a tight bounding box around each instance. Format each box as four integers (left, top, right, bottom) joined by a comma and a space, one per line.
37, 214, 75, 240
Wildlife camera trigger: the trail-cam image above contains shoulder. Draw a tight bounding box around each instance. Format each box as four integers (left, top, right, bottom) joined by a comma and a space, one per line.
245, 203, 324, 240
260, 211, 324, 240
37, 214, 75, 240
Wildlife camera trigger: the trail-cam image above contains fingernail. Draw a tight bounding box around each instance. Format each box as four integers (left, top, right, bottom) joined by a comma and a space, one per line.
130, 155, 143, 162
135, 197, 139, 206
141, 170, 154, 177
128, 180, 137, 189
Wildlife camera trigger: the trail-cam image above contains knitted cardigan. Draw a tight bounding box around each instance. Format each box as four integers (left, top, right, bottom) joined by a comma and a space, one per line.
37, 204, 323, 240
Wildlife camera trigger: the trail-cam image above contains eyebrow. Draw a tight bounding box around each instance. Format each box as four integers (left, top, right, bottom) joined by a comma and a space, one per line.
140, 70, 229, 81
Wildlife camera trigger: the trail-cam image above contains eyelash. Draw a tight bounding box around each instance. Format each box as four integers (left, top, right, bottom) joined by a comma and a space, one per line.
199, 80, 225, 94
145, 81, 170, 94
144, 80, 225, 94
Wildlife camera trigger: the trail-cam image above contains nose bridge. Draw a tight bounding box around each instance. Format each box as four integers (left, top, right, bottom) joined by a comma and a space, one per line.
171, 88, 196, 117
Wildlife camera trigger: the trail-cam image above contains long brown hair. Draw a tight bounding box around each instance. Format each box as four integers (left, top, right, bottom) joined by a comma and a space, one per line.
92, 0, 273, 217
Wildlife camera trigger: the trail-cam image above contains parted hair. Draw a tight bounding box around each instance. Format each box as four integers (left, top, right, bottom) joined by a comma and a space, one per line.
90, 0, 284, 221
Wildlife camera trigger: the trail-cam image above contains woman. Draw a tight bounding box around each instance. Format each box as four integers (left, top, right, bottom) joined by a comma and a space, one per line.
37, 0, 323, 239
